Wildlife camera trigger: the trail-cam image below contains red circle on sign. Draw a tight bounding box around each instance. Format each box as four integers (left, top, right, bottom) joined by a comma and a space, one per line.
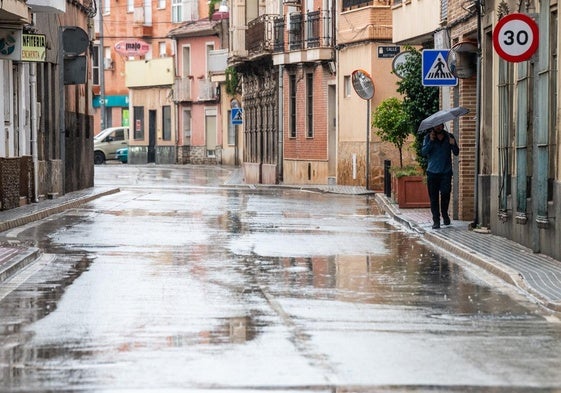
493, 13, 539, 62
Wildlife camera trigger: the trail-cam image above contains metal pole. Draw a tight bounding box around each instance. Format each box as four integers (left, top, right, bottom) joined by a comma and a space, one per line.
99, 0, 106, 131
472, 0, 482, 227
59, 27, 65, 193
365, 99, 370, 190
30, 62, 39, 203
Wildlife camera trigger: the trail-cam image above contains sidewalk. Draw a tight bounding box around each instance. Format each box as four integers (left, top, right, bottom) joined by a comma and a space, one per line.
1, 178, 561, 313
0, 187, 119, 284
374, 193, 561, 312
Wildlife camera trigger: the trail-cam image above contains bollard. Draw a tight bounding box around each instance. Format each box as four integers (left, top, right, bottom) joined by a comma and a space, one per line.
384, 160, 391, 197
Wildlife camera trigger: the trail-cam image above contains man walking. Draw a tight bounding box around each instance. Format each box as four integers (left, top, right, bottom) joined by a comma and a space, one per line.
421, 123, 460, 229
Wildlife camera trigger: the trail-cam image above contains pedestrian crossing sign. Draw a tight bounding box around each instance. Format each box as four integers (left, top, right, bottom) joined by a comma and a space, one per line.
422, 49, 458, 87
231, 108, 243, 125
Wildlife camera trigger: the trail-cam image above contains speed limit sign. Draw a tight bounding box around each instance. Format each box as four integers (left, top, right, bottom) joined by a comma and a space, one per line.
493, 13, 539, 62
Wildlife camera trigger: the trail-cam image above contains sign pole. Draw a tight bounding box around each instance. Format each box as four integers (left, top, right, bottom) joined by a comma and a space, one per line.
99, 0, 106, 132
351, 69, 375, 190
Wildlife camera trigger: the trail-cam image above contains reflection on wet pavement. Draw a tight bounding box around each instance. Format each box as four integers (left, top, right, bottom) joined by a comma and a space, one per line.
0, 166, 559, 391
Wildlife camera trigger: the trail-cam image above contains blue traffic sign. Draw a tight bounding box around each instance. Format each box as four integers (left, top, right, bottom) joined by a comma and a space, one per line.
422, 49, 458, 87
231, 108, 243, 125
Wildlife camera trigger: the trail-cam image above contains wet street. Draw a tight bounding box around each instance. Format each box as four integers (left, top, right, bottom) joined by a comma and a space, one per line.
1, 164, 561, 392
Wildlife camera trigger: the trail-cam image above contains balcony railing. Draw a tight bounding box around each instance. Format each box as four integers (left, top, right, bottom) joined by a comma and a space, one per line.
173, 77, 192, 102
246, 14, 277, 57
273, 10, 332, 53
198, 78, 217, 101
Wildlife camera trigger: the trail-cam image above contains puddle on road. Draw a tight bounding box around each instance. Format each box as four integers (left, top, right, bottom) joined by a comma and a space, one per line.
249, 232, 536, 318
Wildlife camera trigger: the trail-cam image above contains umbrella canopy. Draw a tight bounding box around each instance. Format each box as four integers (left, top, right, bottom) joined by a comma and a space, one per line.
417, 107, 469, 133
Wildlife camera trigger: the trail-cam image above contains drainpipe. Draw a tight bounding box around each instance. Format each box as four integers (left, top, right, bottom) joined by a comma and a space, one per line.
278, 66, 283, 182
58, 27, 65, 193
472, 0, 482, 227
30, 62, 39, 203
515, 60, 529, 223
532, 3, 550, 252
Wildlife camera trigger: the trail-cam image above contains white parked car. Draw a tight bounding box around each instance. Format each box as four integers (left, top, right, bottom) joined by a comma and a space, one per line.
94, 126, 129, 165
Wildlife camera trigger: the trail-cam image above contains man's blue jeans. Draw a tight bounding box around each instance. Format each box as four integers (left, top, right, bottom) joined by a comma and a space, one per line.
426, 171, 452, 224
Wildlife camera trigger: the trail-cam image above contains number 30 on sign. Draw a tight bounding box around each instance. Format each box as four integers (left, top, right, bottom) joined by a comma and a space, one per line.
493, 13, 539, 62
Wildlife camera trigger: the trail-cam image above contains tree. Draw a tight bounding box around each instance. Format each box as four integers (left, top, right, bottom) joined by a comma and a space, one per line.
395, 46, 439, 172
372, 97, 410, 168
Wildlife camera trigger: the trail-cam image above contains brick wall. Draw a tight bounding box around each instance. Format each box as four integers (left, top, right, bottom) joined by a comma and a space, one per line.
447, 0, 478, 220
283, 64, 329, 161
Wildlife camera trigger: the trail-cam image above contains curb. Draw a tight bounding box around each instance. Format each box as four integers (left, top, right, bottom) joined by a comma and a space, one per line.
0, 188, 120, 233
0, 247, 41, 283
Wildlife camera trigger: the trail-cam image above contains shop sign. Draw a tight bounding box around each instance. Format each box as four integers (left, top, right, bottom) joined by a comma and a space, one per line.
22, 34, 46, 62
0, 29, 22, 61
114, 40, 150, 56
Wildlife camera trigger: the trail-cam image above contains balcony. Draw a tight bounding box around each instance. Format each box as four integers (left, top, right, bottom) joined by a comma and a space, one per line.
272, 10, 334, 65
173, 77, 192, 102
27, 0, 65, 14
338, 4, 392, 45
125, 57, 175, 88
198, 78, 217, 101
133, 6, 153, 37
391, 0, 441, 44
246, 14, 277, 59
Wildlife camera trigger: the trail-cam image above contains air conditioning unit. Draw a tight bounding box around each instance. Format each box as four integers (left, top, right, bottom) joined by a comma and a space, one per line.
103, 58, 113, 70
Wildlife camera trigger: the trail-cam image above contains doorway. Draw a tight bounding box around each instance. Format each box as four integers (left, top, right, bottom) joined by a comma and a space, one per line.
148, 110, 156, 163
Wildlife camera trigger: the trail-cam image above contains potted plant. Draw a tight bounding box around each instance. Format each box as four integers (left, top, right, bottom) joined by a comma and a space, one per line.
372, 97, 430, 208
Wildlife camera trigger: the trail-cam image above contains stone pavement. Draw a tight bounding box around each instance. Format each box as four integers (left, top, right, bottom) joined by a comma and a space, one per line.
1, 176, 561, 313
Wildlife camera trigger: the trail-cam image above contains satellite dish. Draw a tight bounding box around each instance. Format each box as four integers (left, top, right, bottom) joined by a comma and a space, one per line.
352, 69, 375, 100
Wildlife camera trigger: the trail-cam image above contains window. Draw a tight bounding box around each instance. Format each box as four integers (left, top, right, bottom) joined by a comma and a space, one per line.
133, 106, 144, 140
306, 73, 313, 138
162, 106, 171, 140
344, 75, 351, 97
206, 43, 215, 74
103, 0, 110, 14
182, 46, 191, 77
159, 41, 167, 57
183, 109, 191, 144
104, 46, 112, 69
205, 108, 217, 157
228, 111, 236, 145
158, 0, 165, 8
92, 45, 100, 85
289, 74, 296, 138
172, 0, 182, 23
127, 0, 134, 12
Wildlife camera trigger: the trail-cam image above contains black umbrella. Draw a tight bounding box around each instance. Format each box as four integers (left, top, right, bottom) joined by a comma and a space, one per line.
417, 107, 469, 133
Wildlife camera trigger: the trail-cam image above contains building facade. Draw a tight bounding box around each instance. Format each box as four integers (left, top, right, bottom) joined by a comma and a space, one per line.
393, 0, 561, 261
272, 0, 335, 185
0, 0, 94, 210
337, 0, 406, 190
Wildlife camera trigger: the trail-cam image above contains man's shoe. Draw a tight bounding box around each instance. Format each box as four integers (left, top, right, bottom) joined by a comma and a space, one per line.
443, 216, 451, 225
432, 223, 441, 229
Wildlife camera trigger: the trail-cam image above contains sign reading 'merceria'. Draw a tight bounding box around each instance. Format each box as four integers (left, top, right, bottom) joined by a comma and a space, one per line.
22, 34, 46, 62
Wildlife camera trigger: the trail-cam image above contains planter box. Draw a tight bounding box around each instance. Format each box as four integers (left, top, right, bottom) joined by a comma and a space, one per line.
392, 175, 431, 208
